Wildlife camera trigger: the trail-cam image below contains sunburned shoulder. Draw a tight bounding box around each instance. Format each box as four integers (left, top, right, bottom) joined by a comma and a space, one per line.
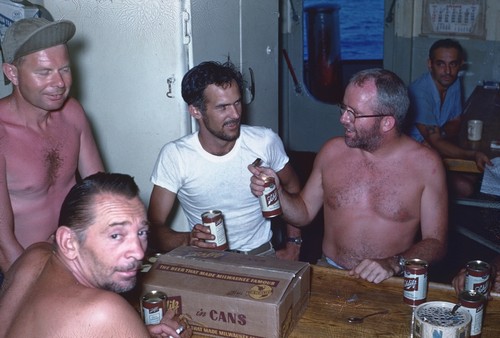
57, 97, 87, 119
0, 96, 15, 123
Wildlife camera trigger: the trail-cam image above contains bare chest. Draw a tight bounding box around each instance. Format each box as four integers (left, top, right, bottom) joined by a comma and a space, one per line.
2, 123, 81, 194
323, 158, 418, 222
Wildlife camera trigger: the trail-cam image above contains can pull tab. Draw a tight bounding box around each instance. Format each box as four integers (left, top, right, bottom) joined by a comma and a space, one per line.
451, 303, 461, 315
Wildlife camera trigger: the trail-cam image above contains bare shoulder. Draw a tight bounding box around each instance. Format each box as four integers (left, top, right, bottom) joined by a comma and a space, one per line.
5, 243, 52, 282
315, 137, 346, 164
400, 137, 445, 175
0, 96, 13, 132
58, 97, 89, 123
70, 290, 150, 337
406, 137, 442, 164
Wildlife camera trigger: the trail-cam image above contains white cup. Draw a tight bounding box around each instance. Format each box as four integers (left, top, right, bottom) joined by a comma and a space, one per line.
467, 120, 483, 141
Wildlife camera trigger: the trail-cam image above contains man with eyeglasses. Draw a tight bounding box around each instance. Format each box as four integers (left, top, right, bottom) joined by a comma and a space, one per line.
249, 68, 448, 284
407, 39, 492, 197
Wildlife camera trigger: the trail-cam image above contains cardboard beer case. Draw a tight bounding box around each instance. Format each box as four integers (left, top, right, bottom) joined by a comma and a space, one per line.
141, 246, 311, 338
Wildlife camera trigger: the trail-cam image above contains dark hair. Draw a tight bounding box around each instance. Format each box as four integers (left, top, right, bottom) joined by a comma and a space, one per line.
181, 61, 244, 112
349, 68, 409, 133
58, 172, 140, 243
429, 38, 464, 62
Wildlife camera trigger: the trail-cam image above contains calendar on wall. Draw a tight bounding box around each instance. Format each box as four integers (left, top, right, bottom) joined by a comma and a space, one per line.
422, 0, 486, 38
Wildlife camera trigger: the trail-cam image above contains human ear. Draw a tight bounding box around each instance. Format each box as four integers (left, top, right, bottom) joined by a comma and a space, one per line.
55, 226, 79, 259
382, 116, 396, 132
2, 63, 19, 85
188, 105, 202, 120
427, 58, 433, 71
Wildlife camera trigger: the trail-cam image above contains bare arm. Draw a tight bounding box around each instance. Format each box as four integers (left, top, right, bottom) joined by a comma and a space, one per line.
75, 100, 105, 177
399, 153, 448, 265
0, 154, 23, 272
148, 185, 190, 251
416, 122, 491, 171
275, 163, 302, 260
248, 153, 324, 227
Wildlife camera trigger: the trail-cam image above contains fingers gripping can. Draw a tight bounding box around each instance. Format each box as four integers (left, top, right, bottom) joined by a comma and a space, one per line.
201, 210, 228, 250
465, 260, 491, 296
459, 290, 486, 337
141, 290, 167, 325
259, 176, 283, 218
403, 259, 428, 306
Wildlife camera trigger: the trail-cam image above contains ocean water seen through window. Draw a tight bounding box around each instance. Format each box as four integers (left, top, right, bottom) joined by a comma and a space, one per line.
302, 0, 384, 103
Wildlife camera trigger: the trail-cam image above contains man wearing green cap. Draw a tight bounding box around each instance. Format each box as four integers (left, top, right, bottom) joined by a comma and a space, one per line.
0, 18, 104, 279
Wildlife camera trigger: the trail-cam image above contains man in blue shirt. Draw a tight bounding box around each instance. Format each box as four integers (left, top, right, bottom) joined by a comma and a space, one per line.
408, 39, 491, 197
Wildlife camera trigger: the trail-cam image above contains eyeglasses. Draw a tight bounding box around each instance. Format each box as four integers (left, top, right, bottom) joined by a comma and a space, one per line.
337, 103, 388, 121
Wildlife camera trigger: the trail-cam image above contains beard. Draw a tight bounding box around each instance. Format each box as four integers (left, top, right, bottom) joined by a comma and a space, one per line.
80, 247, 140, 293
102, 275, 137, 293
203, 116, 241, 142
344, 119, 383, 152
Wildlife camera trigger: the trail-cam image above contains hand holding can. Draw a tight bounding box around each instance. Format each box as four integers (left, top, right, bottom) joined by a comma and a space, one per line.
201, 210, 228, 250
251, 158, 283, 218
141, 290, 168, 325
464, 260, 491, 296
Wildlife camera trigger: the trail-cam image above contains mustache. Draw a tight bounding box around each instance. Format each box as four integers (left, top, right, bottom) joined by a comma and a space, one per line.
223, 119, 240, 126
116, 260, 142, 272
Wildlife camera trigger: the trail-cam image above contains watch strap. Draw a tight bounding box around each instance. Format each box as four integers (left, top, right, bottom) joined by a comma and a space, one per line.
287, 237, 303, 245
396, 255, 406, 275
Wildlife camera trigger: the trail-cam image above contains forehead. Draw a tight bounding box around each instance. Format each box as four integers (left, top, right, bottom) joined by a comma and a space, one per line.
20, 44, 69, 65
345, 79, 376, 106
91, 193, 147, 228
431, 47, 460, 61
204, 81, 240, 103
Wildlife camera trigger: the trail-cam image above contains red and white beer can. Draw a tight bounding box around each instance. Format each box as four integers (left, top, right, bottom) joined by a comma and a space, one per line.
403, 259, 428, 306
201, 210, 228, 250
259, 176, 282, 218
459, 290, 486, 337
465, 260, 491, 296
141, 290, 167, 325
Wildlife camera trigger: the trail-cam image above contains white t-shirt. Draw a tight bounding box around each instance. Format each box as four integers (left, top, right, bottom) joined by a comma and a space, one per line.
151, 125, 289, 251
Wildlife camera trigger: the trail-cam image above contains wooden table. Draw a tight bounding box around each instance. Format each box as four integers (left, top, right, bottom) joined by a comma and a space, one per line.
286, 265, 500, 337
444, 85, 500, 173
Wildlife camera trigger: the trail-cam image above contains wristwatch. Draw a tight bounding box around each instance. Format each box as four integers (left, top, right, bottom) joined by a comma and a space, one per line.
287, 237, 303, 245
396, 255, 406, 275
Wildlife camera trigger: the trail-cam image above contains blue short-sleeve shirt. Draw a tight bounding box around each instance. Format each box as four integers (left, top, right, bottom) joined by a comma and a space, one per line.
408, 72, 463, 142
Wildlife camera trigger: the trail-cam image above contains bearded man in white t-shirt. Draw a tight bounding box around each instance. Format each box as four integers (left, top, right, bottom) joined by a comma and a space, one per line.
148, 61, 301, 260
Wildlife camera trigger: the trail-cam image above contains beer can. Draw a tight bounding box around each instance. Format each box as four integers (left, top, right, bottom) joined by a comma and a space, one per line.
465, 260, 490, 295
201, 210, 228, 250
403, 259, 428, 306
141, 290, 167, 325
259, 176, 282, 218
459, 290, 486, 337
